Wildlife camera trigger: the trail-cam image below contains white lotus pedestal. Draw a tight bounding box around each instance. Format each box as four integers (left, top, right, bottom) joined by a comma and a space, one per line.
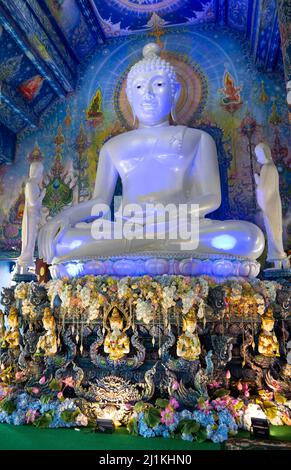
49, 252, 261, 280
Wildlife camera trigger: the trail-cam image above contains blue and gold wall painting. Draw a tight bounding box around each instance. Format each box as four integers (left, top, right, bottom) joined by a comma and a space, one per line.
0, 27, 289, 258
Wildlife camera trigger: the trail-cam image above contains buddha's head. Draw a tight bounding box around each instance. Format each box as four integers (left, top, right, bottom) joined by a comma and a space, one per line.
182, 309, 197, 334
109, 307, 124, 331
8, 307, 18, 328
126, 43, 181, 126
43, 308, 55, 330
261, 308, 275, 332
255, 142, 272, 165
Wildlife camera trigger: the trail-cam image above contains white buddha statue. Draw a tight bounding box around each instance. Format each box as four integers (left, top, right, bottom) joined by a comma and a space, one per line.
38, 43, 264, 275
16, 161, 45, 274
255, 142, 290, 269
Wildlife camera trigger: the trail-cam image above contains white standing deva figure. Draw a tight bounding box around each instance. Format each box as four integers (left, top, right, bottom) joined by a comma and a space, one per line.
16, 161, 46, 274
254, 142, 290, 269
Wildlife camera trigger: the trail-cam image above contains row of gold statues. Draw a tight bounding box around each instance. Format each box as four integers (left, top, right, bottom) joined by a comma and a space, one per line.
0, 304, 280, 360
0, 307, 58, 356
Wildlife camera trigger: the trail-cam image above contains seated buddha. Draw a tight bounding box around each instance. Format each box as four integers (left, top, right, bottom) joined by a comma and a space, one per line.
38, 43, 264, 273
35, 308, 58, 357
103, 307, 130, 361
4, 307, 20, 350
258, 308, 280, 358
176, 309, 201, 361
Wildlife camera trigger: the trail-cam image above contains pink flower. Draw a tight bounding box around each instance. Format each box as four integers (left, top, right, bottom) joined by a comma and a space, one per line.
62, 376, 75, 388
242, 383, 250, 398
31, 387, 39, 394
0, 386, 9, 400
197, 399, 211, 412
39, 376, 46, 385
225, 370, 231, 380
169, 397, 179, 410
171, 381, 179, 391
25, 409, 39, 424
208, 380, 221, 389
57, 391, 63, 399
237, 382, 243, 391
15, 371, 25, 380
160, 407, 175, 426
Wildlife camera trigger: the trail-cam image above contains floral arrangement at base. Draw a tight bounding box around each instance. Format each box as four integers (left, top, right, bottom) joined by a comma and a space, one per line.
0, 274, 289, 444
127, 396, 240, 443
0, 393, 88, 428
0, 373, 290, 441
127, 391, 291, 443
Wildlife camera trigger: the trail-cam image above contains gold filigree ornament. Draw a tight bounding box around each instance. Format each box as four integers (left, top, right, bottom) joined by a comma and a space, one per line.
103, 303, 132, 333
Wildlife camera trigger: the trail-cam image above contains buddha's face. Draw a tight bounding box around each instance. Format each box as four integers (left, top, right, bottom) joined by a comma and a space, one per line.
43, 313, 55, 330
128, 70, 178, 126
110, 318, 123, 331
262, 317, 274, 332
8, 313, 18, 328
183, 319, 196, 334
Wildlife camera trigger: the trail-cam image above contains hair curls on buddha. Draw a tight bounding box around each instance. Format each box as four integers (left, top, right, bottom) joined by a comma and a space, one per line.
126, 43, 180, 106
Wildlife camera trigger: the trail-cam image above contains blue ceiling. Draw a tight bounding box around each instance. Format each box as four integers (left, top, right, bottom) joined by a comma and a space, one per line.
0, 0, 284, 164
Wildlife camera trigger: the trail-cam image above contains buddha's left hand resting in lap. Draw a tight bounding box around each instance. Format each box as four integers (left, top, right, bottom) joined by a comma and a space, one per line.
38, 43, 264, 265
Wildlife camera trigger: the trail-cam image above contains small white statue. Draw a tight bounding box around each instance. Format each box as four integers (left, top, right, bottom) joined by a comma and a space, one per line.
254, 143, 290, 269
16, 161, 46, 274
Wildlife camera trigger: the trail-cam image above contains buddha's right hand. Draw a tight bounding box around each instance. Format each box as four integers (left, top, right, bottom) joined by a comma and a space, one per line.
38, 210, 72, 264
38, 200, 108, 263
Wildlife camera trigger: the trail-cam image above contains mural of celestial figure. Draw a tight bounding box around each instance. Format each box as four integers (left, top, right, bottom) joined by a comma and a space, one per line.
16, 161, 46, 274
38, 43, 264, 267
254, 143, 290, 269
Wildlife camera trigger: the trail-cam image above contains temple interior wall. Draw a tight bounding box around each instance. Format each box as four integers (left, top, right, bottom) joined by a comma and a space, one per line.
0, 26, 289, 260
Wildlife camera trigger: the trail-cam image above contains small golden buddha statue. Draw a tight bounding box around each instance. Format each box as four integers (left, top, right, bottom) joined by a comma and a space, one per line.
104, 307, 130, 361
36, 308, 58, 356
258, 308, 280, 357
177, 309, 201, 361
4, 307, 20, 349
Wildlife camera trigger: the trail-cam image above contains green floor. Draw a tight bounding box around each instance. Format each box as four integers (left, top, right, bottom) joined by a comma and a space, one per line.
0, 424, 290, 450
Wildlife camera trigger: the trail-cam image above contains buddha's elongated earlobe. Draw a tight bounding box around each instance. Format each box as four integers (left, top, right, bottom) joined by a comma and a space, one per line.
170, 107, 176, 123
171, 82, 181, 124
132, 111, 136, 127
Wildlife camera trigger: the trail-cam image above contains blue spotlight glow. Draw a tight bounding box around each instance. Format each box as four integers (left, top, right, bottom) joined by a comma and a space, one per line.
66, 263, 83, 277
211, 234, 236, 250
